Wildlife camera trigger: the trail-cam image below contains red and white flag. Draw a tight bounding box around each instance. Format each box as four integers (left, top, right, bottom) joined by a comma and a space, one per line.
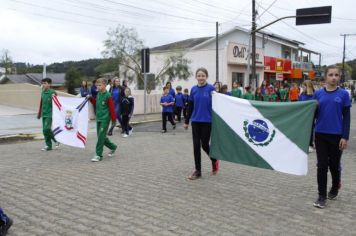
52, 96, 89, 148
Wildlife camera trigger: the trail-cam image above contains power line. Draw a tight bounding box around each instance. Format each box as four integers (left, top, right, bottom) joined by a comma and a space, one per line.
257, 0, 278, 19
189, 0, 247, 16
220, 1, 252, 24
6, 0, 218, 33
60, 0, 154, 18
59, 0, 218, 30
98, 0, 217, 23
256, 2, 340, 49
2, 6, 216, 36
149, 0, 235, 22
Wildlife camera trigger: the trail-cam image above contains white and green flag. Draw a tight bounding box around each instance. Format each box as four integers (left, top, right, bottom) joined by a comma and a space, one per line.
210, 92, 317, 175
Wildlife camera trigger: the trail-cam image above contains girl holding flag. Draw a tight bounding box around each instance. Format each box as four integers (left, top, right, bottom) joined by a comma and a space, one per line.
313, 65, 351, 208
184, 68, 219, 180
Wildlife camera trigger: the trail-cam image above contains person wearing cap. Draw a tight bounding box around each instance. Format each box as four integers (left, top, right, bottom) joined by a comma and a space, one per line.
242, 86, 255, 100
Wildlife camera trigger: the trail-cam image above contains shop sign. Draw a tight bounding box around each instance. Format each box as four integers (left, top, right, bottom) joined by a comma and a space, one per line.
228, 43, 264, 66
276, 73, 284, 81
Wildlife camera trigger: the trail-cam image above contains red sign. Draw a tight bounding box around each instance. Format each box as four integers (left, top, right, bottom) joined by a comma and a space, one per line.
276, 73, 284, 81
264, 56, 291, 73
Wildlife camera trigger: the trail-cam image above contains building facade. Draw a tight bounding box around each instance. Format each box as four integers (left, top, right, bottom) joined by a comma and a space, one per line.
150, 26, 318, 91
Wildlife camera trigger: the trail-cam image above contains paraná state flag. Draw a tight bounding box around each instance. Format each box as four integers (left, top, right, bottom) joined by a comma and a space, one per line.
210, 92, 317, 175
52, 96, 89, 148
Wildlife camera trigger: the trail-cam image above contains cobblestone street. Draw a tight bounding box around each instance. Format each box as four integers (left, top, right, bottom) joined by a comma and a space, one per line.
1, 107, 356, 235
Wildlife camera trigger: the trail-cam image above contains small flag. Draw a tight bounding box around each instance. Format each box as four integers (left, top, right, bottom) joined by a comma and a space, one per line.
210, 93, 317, 175
52, 96, 89, 148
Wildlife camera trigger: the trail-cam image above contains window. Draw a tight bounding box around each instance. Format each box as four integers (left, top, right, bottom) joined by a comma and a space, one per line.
249, 73, 260, 88
232, 72, 244, 86
284, 51, 291, 59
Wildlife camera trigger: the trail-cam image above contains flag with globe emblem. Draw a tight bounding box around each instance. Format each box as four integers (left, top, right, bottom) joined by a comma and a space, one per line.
210, 92, 317, 175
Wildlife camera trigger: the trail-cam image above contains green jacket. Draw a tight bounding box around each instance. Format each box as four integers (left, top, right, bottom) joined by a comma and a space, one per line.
41, 89, 56, 118
243, 92, 255, 100
231, 88, 242, 98
96, 91, 112, 122
279, 89, 288, 101
263, 94, 277, 102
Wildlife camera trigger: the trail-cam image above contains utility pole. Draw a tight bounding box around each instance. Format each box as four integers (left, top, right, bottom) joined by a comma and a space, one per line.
216, 21, 219, 82
251, 0, 257, 87
340, 33, 356, 82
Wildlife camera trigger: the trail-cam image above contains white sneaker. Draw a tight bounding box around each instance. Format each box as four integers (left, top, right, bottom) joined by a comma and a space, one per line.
129, 128, 133, 136
108, 147, 117, 157
122, 134, 128, 138
91, 155, 102, 162
308, 146, 314, 153
41, 146, 51, 151
55, 142, 60, 149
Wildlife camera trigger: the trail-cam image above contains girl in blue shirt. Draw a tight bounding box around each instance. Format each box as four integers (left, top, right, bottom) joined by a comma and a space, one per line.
80, 80, 90, 97
165, 81, 176, 98
160, 86, 176, 133
312, 65, 351, 209
299, 80, 315, 153
108, 78, 123, 135
184, 68, 219, 180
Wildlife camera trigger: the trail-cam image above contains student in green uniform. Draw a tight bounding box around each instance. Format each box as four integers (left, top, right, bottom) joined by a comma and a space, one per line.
263, 86, 278, 102
231, 81, 242, 98
91, 78, 118, 162
242, 86, 255, 100
279, 84, 289, 102
255, 87, 264, 101
37, 78, 59, 151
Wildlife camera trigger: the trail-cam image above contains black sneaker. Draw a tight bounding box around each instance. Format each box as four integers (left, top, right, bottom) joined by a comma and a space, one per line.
313, 196, 326, 209
328, 190, 338, 200
161, 129, 167, 133
172, 124, 176, 130
0, 216, 13, 236
188, 170, 201, 180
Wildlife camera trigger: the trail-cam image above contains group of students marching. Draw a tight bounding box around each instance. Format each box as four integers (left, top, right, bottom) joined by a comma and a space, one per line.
36, 65, 350, 211
213, 79, 338, 103
159, 65, 351, 210
37, 77, 134, 163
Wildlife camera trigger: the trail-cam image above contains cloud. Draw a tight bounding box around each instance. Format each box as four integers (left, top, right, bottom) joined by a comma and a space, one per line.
0, 9, 104, 64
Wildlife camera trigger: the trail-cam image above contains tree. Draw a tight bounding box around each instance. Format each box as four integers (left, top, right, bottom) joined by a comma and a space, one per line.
102, 25, 192, 91
94, 58, 119, 77
65, 66, 81, 95
337, 62, 352, 80
157, 51, 192, 84
0, 49, 13, 74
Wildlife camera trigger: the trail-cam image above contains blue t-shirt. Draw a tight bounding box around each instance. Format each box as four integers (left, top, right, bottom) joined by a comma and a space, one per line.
91, 85, 98, 98
298, 93, 313, 101
313, 87, 351, 135
189, 83, 215, 123
160, 94, 174, 113
169, 88, 176, 98
80, 87, 90, 97
175, 92, 184, 108
183, 94, 189, 107
111, 87, 121, 106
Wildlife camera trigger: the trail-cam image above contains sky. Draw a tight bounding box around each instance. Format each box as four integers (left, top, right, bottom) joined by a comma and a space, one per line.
1, 0, 355, 66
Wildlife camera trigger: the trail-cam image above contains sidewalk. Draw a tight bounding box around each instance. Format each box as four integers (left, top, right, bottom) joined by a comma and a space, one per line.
0, 104, 161, 140
0, 104, 36, 116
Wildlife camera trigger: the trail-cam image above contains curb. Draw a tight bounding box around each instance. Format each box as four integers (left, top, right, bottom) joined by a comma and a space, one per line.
0, 118, 162, 143
0, 133, 39, 144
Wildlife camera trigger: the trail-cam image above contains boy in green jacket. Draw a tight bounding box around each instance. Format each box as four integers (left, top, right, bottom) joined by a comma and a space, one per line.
91, 78, 118, 162
37, 78, 59, 151
243, 86, 255, 100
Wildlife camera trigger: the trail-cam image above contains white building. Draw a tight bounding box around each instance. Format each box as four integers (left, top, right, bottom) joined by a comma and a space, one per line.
150, 26, 318, 91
